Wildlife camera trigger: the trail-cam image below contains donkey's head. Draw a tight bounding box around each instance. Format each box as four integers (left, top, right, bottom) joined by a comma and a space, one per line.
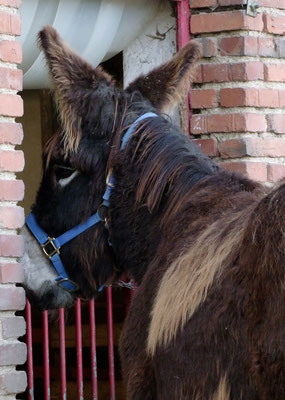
21, 26, 201, 310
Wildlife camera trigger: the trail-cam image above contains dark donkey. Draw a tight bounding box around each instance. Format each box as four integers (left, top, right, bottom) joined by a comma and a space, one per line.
21, 26, 285, 399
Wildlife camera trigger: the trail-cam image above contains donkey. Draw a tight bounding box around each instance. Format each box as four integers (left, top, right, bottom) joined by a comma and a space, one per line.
21, 26, 285, 399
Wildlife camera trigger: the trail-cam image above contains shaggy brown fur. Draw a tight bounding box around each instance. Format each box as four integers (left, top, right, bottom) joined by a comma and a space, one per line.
39, 26, 113, 153
26, 26, 285, 400
147, 205, 254, 355
127, 42, 201, 113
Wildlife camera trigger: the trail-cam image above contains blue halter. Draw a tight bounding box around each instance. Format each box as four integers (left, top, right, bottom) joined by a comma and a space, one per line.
25, 112, 157, 292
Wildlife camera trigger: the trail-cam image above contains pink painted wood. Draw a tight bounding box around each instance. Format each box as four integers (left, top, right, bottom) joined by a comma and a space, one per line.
26, 300, 34, 400
177, 0, 190, 49
76, 298, 84, 400
107, 287, 116, 399
59, 308, 67, 400
42, 311, 51, 400
89, 298, 98, 399
176, 0, 191, 133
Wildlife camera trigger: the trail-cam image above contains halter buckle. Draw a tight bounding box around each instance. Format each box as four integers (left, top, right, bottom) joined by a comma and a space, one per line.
56, 277, 80, 292
42, 237, 60, 259
106, 169, 115, 188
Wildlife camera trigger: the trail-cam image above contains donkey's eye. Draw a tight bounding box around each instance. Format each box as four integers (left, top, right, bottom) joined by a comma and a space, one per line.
54, 165, 75, 180
53, 165, 79, 187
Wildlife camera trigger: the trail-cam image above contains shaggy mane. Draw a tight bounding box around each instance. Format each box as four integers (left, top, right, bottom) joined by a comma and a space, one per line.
109, 115, 218, 225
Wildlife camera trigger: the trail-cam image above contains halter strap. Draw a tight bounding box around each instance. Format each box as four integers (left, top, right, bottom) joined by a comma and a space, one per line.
26, 112, 158, 292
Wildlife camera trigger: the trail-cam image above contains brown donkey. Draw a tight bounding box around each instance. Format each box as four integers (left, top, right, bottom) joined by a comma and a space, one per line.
21, 26, 285, 399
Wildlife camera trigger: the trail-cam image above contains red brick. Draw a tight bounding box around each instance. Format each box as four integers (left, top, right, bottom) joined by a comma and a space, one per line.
0, 180, 24, 201
194, 62, 263, 84
219, 36, 277, 58
0, 150, 24, 172
0, 123, 23, 145
0, 11, 21, 35
218, 0, 246, 4
276, 38, 285, 58
0, 94, 23, 117
219, 36, 258, 56
191, 113, 266, 135
0, 342, 26, 366
0, 40, 22, 64
0, 67, 22, 91
2, 316, 25, 339
193, 138, 219, 157
278, 91, 285, 108
259, 0, 285, 7
0, 205, 24, 229
244, 138, 285, 157
264, 14, 285, 35
258, 37, 277, 57
196, 38, 217, 58
0, 262, 23, 283
220, 138, 285, 159
0, 371, 26, 395
221, 88, 248, 107
264, 64, 285, 82
193, 64, 203, 83
0, 286, 25, 310
190, 89, 218, 109
190, 0, 217, 7
267, 164, 285, 182
0, 234, 24, 257
194, 63, 229, 83
230, 61, 264, 81
191, 11, 263, 34
267, 114, 285, 134
257, 89, 281, 108
220, 139, 247, 159
220, 37, 245, 56
202, 63, 229, 83
0, 0, 21, 7
220, 88, 285, 108
222, 161, 267, 181
245, 114, 267, 132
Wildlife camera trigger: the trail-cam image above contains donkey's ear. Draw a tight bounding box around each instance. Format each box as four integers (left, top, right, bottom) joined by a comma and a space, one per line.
38, 26, 113, 152
126, 41, 201, 114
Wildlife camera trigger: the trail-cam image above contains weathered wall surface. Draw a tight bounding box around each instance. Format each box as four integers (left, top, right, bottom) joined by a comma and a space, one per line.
190, 0, 285, 183
0, 0, 27, 398
123, 1, 176, 87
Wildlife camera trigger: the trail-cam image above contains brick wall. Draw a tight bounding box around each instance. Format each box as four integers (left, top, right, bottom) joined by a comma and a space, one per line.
0, 0, 26, 398
189, 0, 285, 183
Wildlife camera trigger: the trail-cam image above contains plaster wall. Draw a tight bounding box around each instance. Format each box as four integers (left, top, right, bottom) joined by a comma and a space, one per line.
123, 1, 176, 87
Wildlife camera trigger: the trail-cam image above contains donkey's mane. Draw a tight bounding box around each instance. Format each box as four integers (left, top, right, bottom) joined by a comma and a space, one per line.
110, 115, 219, 225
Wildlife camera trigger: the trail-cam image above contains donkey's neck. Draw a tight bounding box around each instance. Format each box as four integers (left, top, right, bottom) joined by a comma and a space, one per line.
108, 116, 218, 283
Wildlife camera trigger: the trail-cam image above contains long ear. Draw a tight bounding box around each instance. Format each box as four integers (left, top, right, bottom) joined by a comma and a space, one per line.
38, 26, 113, 152
126, 41, 201, 114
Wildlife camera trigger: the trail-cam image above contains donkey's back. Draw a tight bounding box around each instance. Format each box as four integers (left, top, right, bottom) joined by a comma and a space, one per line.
121, 168, 285, 399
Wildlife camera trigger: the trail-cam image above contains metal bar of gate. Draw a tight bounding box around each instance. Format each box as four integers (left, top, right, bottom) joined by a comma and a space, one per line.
89, 298, 98, 399
59, 308, 67, 400
76, 298, 84, 400
43, 311, 51, 400
26, 300, 34, 400
107, 287, 116, 399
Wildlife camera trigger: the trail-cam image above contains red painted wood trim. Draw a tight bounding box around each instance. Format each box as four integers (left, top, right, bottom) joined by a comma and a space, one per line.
176, 0, 191, 134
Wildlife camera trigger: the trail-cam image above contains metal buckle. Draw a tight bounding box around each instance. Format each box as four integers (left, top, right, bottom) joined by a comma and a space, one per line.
106, 169, 115, 188
42, 237, 60, 259
56, 277, 80, 293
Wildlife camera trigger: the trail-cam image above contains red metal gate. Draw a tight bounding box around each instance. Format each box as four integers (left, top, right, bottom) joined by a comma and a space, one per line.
25, 287, 118, 400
